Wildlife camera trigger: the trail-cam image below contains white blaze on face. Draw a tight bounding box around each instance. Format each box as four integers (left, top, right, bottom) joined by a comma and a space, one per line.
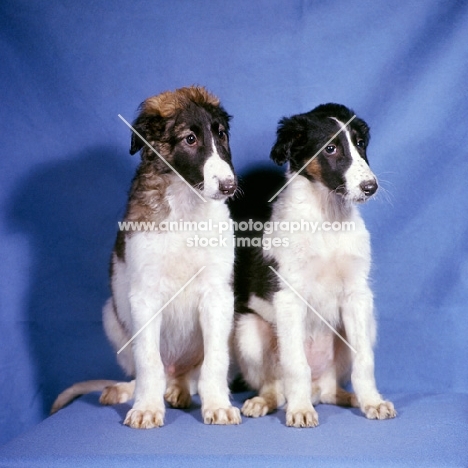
333, 118, 377, 202
203, 137, 235, 199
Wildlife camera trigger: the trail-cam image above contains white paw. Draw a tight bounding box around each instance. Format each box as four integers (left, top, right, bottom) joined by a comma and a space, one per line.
202, 406, 242, 425
124, 407, 165, 429
363, 400, 397, 420
286, 406, 319, 428
242, 396, 269, 418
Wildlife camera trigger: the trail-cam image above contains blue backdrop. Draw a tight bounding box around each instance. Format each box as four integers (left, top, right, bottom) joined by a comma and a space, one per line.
1, 0, 467, 445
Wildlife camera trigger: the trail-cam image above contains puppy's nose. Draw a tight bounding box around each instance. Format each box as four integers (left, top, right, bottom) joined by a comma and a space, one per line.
219, 179, 237, 196
360, 179, 378, 197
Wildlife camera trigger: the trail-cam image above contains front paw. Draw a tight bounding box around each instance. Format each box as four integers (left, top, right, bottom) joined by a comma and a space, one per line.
286, 406, 319, 428
202, 406, 242, 425
363, 400, 397, 420
124, 407, 165, 429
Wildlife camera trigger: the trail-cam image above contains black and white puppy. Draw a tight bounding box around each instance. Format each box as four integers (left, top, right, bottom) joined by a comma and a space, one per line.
52, 86, 241, 428
234, 104, 396, 427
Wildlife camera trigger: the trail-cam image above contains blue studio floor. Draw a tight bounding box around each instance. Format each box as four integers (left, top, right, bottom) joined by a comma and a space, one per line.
1, 391, 467, 467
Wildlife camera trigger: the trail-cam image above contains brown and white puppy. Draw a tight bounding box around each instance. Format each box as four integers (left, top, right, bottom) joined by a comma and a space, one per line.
51, 86, 241, 428
234, 103, 396, 427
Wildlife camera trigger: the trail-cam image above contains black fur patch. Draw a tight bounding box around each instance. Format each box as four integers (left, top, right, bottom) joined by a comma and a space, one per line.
114, 229, 126, 261
270, 103, 370, 193
235, 247, 280, 308
231, 167, 285, 311
170, 102, 233, 186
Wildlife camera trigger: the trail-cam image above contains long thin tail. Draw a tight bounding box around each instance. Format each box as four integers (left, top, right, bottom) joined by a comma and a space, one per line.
50, 379, 119, 414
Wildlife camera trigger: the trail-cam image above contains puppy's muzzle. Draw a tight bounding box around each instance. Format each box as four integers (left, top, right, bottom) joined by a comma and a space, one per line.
219, 178, 237, 196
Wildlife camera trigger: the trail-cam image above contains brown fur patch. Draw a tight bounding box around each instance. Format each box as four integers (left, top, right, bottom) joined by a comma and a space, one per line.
112, 164, 173, 259
142, 86, 220, 118
140, 138, 173, 167
124, 163, 171, 225
305, 158, 323, 182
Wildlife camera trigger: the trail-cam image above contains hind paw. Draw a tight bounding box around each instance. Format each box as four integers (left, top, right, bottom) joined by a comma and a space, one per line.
242, 396, 270, 418
100, 381, 135, 405
164, 385, 191, 409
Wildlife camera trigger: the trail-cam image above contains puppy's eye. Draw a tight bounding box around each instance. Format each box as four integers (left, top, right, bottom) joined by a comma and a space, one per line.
356, 139, 365, 148
325, 145, 336, 154
185, 134, 197, 146
218, 130, 226, 139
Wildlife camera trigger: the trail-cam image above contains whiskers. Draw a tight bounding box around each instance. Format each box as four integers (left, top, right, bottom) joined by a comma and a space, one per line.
192, 181, 204, 192
192, 180, 242, 201
373, 173, 395, 206
332, 184, 347, 198
231, 184, 244, 201
325, 184, 351, 219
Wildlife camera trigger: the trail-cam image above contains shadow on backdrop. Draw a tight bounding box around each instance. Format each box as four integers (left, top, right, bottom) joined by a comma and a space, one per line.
8, 146, 134, 416
229, 163, 285, 225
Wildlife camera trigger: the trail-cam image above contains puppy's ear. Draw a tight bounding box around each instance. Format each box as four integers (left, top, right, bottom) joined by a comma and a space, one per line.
354, 117, 370, 146
270, 116, 307, 166
129, 119, 147, 155
129, 114, 165, 156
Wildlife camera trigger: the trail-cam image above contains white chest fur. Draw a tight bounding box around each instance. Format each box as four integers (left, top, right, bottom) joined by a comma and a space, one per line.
266, 176, 372, 326
111, 182, 234, 367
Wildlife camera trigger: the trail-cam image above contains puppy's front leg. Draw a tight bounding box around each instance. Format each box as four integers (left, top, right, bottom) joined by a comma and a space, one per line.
198, 288, 241, 425
275, 290, 318, 428
341, 287, 396, 420
124, 290, 166, 429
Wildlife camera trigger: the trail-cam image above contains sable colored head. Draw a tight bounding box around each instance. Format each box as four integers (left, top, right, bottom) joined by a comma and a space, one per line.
129, 86, 237, 200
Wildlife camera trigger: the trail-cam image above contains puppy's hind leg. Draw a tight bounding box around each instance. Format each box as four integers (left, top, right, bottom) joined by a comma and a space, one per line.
315, 373, 358, 408
164, 373, 193, 409
102, 298, 135, 377
235, 313, 285, 417
99, 298, 136, 405
315, 339, 358, 408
